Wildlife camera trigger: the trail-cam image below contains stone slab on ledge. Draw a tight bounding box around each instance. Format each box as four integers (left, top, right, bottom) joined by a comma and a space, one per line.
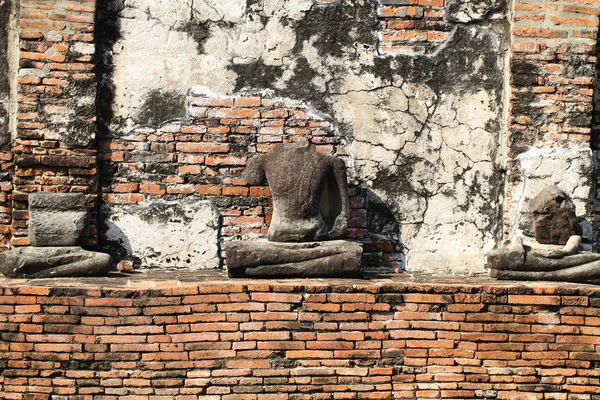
225, 239, 363, 278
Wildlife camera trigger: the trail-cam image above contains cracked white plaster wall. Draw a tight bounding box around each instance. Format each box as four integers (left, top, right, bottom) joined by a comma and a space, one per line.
109, 0, 509, 274
113, 0, 310, 129
331, 84, 502, 274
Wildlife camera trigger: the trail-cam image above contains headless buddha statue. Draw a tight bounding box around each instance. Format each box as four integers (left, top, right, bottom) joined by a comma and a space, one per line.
225, 142, 362, 278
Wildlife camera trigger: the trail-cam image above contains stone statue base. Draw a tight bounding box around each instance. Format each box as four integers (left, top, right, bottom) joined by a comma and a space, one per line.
225, 240, 363, 278
488, 236, 600, 283
0, 247, 112, 278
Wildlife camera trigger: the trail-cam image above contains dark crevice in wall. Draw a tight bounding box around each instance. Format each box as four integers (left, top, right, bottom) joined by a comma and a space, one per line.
95, 0, 124, 253
592, 28, 600, 244
95, 0, 124, 142
0, 0, 12, 150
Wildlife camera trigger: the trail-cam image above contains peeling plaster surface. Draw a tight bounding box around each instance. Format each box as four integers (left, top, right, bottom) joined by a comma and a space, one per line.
104, 0, 511, 273
510, 147, 594, 241
102, 200, 221, 270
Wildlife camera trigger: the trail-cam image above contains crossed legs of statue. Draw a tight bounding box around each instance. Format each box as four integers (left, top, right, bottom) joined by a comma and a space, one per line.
0, 247, 112, 278
489, 236, 600, 282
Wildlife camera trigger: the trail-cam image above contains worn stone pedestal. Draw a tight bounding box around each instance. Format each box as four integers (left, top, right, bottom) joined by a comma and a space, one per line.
0, 192, 112, 279
225, 239, 363, 278
488, 236, 600, 283
0, 247, 112, 278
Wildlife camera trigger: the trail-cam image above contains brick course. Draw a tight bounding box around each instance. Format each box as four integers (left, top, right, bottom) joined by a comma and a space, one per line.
377, 0, 451, 54
2, 275, 600, 399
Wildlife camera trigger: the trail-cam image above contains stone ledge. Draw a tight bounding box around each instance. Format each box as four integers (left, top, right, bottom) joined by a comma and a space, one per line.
2, 270, 600, 296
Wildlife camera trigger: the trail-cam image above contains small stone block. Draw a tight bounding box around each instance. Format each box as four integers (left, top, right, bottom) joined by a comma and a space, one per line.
29, 192, 88, 247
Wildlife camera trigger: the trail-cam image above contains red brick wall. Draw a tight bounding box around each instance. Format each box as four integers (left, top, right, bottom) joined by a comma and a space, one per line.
12, 0, 98, 247
1, 277, 600, 399
99, 94, 403, 270
377, 0, 450, 54
505, 0, 599, 234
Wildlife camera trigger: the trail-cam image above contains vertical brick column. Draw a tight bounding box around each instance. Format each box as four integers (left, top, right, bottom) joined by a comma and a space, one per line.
504, 0, 599, 234
13, 0, 97, 246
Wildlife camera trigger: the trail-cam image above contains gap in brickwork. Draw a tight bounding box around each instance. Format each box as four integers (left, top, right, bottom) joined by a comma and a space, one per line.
98, 93, 404, 272
594, 27, 600, 240
0, 0, 16, 251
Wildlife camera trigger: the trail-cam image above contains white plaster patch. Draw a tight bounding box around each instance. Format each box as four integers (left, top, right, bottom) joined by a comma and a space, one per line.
337, 85, 502, 274
102, 199, 221, 270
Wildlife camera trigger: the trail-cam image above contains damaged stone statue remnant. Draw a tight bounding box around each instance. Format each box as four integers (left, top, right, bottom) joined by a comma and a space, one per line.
0, 193, 111, 278
488, 186, 600, 283
225, 142, 362, 278
530, 185, 577, 245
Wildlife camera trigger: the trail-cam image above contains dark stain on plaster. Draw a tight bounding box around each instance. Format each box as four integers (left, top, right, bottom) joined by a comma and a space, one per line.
137, 89, 186, 127
0, 0, 12, 149
179, 20, 212, 53
95, 0, 124, 140
178, 19, 236, 55
60, 78, 97, 148
291, 1, 379, 59
231, 62, 284, 94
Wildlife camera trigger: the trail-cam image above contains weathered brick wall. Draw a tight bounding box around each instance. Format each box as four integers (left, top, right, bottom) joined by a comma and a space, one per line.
99, 93, 403, 270
12, 0, 97, 247
504, 0, 599, 236
377, 0, 450, 54
2, 277, 600, 399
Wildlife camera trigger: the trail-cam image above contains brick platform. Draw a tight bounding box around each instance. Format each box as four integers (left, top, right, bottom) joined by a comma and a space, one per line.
1, 272, 600, 399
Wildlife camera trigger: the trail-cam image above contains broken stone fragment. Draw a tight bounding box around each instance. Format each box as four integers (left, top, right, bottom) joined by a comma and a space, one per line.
226, 240, 363, 278
0, 247, 111, 278
245, 142, 349, 242
0, 192, 112, 278
28, 192, 88, 247
529, 186, 576, 245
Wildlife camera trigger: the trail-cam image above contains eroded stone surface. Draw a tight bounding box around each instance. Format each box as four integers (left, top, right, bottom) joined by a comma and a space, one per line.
102, 199, 221, 270
0, 247, 111, 278
29, 193, 88, 247
488, 236, 600, 283
509, 147, 593, 241
530, 186, 577, 245
226, 142, 362, 278
226, 239, 363, 278
246, 142, 348, 242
